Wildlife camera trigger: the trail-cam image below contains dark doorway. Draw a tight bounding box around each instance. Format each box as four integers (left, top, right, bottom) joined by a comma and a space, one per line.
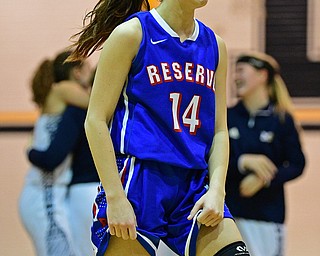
266, 0, 320, 97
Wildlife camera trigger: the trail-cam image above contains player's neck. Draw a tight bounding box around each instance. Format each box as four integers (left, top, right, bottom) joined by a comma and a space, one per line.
155, 5, 195, 42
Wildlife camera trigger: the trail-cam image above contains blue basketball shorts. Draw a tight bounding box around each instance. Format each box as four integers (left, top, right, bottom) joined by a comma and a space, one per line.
91, 155, 233, 256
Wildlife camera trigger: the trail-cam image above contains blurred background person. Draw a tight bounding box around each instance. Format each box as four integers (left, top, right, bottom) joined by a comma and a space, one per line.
225, 52, 306, 256
18, 50, 91, 256
27, 68, 99, 256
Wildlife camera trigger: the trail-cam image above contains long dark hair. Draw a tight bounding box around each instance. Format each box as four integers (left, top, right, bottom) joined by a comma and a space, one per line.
53, 51, 82, 82
31, 59, 54, 108
68, 0, 150, 61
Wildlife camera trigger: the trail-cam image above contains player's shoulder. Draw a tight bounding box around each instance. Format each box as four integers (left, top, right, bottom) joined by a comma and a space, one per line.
112, 17, 142, 43
101, 16, 143, 58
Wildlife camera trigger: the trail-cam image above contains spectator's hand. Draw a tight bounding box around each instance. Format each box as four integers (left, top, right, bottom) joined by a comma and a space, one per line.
240, 174, 265, 197
239, 154, 277, 183
188, 186, 224, 227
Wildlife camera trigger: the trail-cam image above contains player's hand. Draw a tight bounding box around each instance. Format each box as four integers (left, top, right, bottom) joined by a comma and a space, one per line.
188, 187, 224, 227
240, 174, 265, 197
239, 154, 277, 183
107, 196, 137, 240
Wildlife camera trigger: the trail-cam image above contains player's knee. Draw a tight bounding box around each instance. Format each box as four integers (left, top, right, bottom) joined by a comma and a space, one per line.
214, 241, 250, 256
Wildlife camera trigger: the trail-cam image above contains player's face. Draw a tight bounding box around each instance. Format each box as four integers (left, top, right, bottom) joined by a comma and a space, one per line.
195, 0, 208, 7
192, 0, 208, 8
234, 63, 266, 98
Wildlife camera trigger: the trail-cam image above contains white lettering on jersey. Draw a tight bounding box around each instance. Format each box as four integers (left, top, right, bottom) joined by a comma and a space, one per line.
146, 62, 215, 91
146, 65, 162, 85
196, 64, 205, 85
185, 62, 194, 82
172, 62, 183, 81
161, 63, 173, 82
206, 69, 215, 90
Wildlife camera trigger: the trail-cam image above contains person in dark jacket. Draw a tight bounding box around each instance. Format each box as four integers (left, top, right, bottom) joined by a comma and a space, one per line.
225, 51, 305, 256
18, 51, 92, 256
28, 69, 99, 256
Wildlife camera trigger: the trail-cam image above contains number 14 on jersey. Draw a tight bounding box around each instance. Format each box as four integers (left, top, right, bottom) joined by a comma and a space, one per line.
170, 93, 201, 135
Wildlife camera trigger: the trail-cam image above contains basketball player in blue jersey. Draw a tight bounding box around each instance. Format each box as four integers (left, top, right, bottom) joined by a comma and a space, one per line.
68, 0, 250, 255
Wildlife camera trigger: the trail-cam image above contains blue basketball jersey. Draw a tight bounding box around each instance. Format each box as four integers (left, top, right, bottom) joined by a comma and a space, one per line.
110, 9, 220, 169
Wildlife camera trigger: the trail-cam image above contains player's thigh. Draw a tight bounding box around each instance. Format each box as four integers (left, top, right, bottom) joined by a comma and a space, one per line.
105, 237, 149, 256
196, 218, 243, 256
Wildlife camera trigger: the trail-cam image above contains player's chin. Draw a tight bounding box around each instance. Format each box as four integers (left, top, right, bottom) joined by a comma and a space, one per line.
199, 0, 208, 7
193, 0, 208, 8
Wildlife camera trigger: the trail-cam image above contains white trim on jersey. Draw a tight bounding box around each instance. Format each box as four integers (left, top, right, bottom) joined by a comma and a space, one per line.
120, 79, 129, 154
150, 9, 199, 41
109, 116, 113, 133
184, 210, 202, 256
124, 156, 136, 195
137, 231, 158, 255
119, 156, 130, 179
